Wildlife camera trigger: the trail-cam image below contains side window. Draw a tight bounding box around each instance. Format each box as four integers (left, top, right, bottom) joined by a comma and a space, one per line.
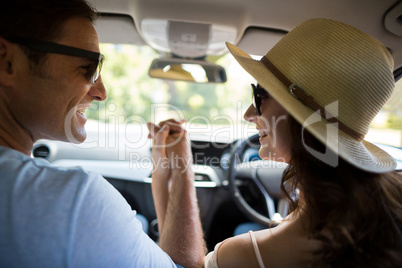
368, 78, 402, 147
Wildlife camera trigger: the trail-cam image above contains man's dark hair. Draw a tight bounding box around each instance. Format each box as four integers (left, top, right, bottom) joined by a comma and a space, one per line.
0, 0, 98, 65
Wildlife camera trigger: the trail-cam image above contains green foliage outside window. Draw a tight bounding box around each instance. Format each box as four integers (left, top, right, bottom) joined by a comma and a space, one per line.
86, 44, 253, 130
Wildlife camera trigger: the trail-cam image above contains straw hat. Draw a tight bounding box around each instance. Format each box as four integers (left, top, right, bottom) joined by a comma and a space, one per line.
227, 18, 396, 173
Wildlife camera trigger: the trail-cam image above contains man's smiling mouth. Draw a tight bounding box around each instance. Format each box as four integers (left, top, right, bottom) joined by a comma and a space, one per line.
76, 108, 87, 114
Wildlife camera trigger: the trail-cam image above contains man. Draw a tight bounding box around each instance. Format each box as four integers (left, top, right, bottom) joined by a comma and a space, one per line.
0, 0, 205, 267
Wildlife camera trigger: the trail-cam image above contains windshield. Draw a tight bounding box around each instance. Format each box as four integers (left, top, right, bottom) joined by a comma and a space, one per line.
84, 43, 402, 148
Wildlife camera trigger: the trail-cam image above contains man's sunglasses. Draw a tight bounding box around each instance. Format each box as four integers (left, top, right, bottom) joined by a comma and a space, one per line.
251, 83, 267, 116
10, 37, 104, 84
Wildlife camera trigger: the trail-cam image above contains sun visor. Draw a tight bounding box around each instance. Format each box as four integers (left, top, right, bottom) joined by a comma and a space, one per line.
236, 27, 286, 57
95, 14, 146, 45
384, 2, 402, 37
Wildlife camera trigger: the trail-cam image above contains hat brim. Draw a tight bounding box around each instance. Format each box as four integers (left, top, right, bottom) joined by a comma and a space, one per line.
226, 42, 396, 173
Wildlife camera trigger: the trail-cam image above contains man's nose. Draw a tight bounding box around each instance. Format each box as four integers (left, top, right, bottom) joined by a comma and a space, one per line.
88, 76, 107, 101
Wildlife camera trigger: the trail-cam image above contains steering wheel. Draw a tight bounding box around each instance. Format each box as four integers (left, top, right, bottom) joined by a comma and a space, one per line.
227, 133, 289, 226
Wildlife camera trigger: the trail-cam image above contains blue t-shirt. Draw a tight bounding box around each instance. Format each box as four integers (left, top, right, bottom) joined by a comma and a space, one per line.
0, 146, 178, 268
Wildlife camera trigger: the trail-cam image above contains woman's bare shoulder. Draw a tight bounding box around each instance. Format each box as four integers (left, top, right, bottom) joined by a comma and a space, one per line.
255, 212, 321, 267
216, 212, 321, 268
216, 216, 300, 267
216, 231, 261, 268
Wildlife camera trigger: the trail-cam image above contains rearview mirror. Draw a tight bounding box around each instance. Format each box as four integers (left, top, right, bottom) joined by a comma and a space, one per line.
149, 58, 227, 83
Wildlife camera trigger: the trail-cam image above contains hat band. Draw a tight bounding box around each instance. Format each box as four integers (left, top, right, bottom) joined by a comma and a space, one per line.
260, 56, 365, 141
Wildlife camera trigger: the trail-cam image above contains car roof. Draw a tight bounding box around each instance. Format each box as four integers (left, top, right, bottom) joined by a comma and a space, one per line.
92, 0, 402, 71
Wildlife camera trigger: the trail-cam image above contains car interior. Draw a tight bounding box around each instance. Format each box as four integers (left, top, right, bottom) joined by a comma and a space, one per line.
32, 0, 402, 251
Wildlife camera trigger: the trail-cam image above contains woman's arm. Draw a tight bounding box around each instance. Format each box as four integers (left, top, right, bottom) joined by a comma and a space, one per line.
148, 122, 171, 231
148, 120, 206, 268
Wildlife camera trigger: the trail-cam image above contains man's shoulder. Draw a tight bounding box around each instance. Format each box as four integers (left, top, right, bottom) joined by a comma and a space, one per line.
0, 145, 103, 192
0, 146, 116, 224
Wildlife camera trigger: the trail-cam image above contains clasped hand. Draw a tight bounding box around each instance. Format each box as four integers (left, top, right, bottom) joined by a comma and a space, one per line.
147, 119, 193, 179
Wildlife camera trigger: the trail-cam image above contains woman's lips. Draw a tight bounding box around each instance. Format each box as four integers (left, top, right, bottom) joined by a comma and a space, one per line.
258, 129, 268, 138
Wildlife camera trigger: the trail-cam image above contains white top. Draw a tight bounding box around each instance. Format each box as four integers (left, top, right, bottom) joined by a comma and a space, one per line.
249, 231, 265, 268
0, 146, 178, 267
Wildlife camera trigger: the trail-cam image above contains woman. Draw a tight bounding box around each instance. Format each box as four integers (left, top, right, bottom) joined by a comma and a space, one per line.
203, 18, 402, 267
149, 18, 402, 267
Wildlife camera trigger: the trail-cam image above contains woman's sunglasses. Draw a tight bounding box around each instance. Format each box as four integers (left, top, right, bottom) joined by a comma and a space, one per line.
9, 37, 104, 84
251, 83, 268, 116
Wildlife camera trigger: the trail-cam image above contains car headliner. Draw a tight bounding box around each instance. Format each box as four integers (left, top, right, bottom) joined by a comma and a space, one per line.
91, 0, 402, 71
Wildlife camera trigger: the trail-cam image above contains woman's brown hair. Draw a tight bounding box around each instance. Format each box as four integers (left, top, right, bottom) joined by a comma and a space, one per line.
281, 116, 402, 267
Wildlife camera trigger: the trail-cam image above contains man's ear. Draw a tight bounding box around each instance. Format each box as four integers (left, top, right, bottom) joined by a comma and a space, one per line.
0, 37, 19, 87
